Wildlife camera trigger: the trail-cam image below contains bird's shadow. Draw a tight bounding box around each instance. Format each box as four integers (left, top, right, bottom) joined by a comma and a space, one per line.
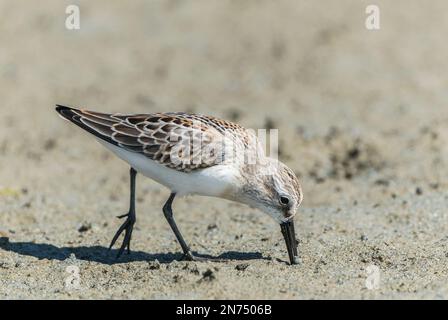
0, 237, 268, 265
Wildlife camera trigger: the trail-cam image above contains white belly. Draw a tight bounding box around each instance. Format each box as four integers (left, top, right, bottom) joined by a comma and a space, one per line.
97, 139, 238, 197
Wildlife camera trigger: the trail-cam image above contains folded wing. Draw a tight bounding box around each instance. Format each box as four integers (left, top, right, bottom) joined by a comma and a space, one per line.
56, 105, 262, 172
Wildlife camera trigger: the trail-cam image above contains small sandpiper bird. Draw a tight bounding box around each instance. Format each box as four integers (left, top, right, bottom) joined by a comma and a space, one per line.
56, 105, 303, 264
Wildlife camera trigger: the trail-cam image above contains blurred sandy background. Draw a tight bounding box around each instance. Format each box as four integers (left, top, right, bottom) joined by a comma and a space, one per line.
1, 0, 448, 299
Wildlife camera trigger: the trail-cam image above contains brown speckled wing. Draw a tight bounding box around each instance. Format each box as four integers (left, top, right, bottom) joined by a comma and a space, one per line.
56, 105, 260, 172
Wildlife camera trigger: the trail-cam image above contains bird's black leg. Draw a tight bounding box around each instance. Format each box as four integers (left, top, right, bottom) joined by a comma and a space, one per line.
163, 193, 212, 262
109, 167, 137, 258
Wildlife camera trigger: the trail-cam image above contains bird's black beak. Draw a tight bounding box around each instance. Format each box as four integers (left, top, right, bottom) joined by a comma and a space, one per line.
280, 219, 299, 265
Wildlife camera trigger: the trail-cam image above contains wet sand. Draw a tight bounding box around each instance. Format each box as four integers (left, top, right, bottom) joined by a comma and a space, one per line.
1, 0, 448, 299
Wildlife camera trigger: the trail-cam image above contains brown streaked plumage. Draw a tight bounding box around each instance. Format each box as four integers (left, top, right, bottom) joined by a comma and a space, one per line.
57, 107, 261, 173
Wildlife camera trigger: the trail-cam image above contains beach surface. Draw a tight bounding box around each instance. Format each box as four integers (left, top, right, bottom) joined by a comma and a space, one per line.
1, 0, 448, 299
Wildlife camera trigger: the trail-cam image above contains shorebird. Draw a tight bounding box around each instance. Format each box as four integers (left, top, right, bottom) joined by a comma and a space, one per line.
56, 105, 303, 264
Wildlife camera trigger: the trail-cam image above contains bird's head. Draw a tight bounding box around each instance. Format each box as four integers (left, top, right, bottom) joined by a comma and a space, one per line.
237, 158, 303, 264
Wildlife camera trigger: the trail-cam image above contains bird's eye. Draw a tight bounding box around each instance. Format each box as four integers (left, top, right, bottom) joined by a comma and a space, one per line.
279, 196, 290, 206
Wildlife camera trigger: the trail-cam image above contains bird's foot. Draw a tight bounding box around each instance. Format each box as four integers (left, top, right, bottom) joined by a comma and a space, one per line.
109, 211, 136, 258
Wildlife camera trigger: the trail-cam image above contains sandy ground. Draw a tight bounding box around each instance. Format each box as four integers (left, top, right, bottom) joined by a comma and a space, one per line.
1, 0, 448, 299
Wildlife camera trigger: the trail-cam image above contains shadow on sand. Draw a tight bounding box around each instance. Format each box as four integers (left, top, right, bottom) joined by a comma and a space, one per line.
0, 237, 267, 265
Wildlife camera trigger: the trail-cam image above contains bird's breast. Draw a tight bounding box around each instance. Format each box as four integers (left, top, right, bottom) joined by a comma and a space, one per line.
97, 138, 240, 198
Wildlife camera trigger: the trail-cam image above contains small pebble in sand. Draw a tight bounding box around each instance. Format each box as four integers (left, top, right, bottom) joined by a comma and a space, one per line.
207, 224, 218, 231
416, 187, 423, 195
201, 269, 215, 281
77, 222, 92, 233
235, 263, 250, 271
0, 262, 10, 269
148, 260, 161, 270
